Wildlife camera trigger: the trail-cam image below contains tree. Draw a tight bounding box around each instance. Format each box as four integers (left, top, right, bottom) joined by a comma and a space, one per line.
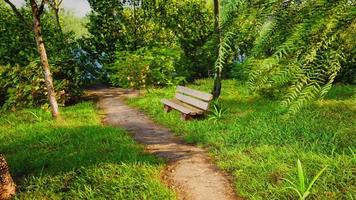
46, 0, 63, 34
0, 154, 16, 200
4, 0, 60, 118
211, 0, 221, 99
155, 0, 214, 80
86, 0, 125, 64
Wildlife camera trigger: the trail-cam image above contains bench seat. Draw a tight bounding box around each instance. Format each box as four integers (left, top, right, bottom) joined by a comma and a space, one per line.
161, 98, 204, 115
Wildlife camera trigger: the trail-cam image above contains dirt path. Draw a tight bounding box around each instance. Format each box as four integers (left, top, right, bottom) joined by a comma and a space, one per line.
87, 87, 238, 200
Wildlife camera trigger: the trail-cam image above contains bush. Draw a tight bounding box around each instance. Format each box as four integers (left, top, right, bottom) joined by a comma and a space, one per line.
108, 47, 184, 89
0, 59, 86, 110
1, 62, 47, 110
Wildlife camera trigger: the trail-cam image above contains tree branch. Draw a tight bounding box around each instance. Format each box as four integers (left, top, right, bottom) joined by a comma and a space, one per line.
3, 0, 31, 28
37, 0, 46, 16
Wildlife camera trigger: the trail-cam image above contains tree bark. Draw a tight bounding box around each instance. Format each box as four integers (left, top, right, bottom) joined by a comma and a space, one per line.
0, 155, 15, 200
212, 0, 221, 99
30, 0, 60, 119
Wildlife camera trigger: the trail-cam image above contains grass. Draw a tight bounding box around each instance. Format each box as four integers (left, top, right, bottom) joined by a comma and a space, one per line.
0, 102, 175, 199
126, 79, 356, 200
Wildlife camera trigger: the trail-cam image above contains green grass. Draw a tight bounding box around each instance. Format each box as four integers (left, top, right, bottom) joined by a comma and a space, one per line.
127, 79, 356, 200
0, 102, 175, 199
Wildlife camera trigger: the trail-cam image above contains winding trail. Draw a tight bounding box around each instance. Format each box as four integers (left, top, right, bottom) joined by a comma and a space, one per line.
87, 87, 238, 200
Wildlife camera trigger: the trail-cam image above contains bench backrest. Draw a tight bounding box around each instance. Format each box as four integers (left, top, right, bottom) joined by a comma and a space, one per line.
175, 86, 213, 111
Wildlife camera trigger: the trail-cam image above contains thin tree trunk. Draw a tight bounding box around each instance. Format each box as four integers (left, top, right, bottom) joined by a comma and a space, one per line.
30, 0, 60, 119
45, 0, 63, 34
212, 67, 222, 99
213, 0, 219, 36
54, 9, 62, 34
212, 0, 221, 99
0, 155, 15, 200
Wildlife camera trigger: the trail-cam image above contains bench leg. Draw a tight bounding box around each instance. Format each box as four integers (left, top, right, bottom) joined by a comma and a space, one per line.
164, 105, 172, 113
181, 113, 191, 121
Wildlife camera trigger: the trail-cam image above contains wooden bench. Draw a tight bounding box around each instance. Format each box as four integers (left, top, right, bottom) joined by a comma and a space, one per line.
161, 86, 213, 120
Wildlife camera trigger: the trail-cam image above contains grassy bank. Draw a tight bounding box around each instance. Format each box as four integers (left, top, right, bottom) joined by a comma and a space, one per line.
0, 102, 175, 199
127, 79, 356, 199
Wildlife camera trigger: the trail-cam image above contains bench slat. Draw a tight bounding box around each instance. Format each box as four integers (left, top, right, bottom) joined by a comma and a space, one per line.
177, 86, 213, 102
161, 99, 204, 115
169, 99, 205, 114
175, 93, 210, 111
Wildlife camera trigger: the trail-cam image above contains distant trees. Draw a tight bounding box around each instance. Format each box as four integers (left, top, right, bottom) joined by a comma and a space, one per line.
86, 0, 215, 86
86, 0, 125, 64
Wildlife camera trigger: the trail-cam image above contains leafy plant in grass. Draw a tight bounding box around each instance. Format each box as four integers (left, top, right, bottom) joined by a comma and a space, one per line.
284, 159, 327, 200
208, 100, 229, 123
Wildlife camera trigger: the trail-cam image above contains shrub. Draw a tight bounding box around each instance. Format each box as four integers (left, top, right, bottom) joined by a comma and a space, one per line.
0, 59, 86, 110
108, 47, 184, 89
1, 62, 47, 110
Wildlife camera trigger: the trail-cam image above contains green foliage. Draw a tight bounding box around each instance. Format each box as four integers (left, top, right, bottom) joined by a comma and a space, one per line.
87, 0, 216, 83
0, 62, 47, 109
157, 0, 216, 80
120, 6, 174, 51
208, 100, 229, 123
0, 59, 85, 110
127, 79, 356, 199
86, 0, 174, 63
86, 0, 125, 63
108, 47, 183, 89
217, 0, 356, 113
0, 3, 95, 110
0, 1, 34, 66
284, 159, 327, 200
0, 102, 176, 199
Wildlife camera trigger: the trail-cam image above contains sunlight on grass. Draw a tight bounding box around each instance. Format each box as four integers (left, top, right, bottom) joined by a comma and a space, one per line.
0, 102, 175, 199
127, 79, 356, 200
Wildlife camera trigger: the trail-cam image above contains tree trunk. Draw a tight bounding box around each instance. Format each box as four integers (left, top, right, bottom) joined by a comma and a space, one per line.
54, 9, 62, 34
30, 0, 60, 119
212, 67, 222, 99
213, 0, 219, 36
0, 155, 15, 200
212, 0, 222, 99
